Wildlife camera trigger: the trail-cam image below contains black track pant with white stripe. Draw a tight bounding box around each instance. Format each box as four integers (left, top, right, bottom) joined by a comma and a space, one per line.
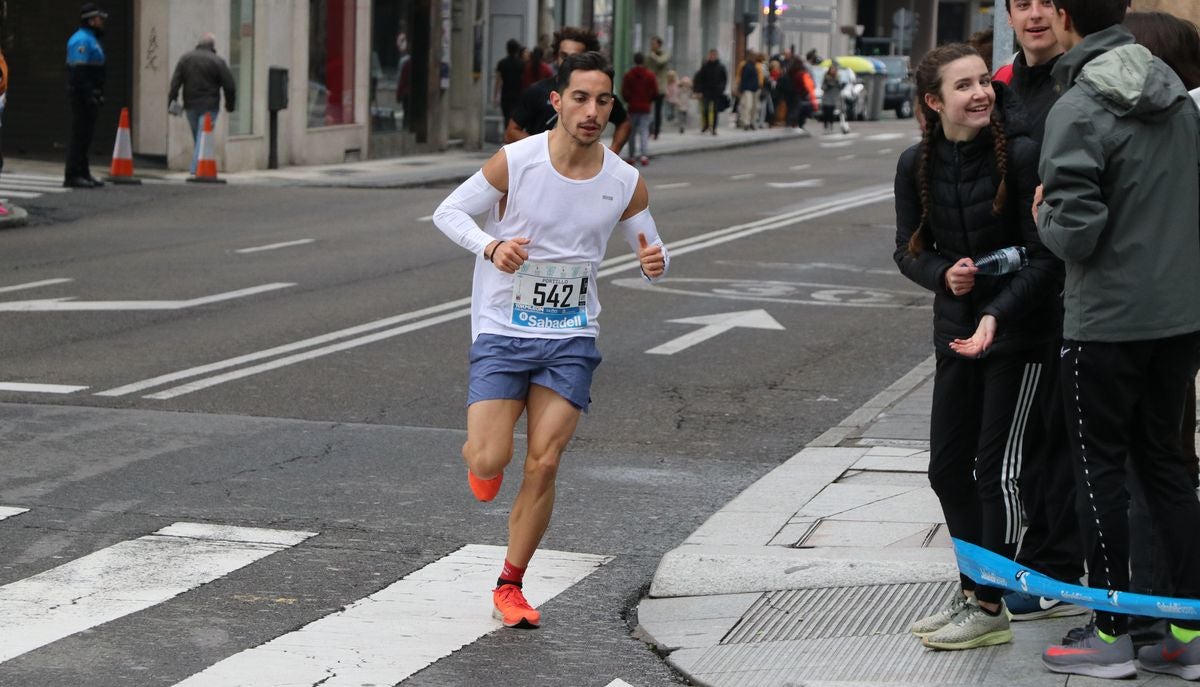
1063, 332, 1200, 636
929, 350, 1048, 604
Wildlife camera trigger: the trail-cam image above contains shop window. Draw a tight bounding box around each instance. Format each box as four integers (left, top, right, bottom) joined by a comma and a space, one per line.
229, 0, 255, 135
309, 0, 357, 127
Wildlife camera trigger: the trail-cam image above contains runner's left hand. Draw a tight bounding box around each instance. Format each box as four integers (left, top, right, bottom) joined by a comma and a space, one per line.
950, 314, 996, 359
638, 233, 665, 279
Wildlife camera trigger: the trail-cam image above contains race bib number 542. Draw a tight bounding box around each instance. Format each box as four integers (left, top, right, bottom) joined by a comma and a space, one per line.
511, 261, 589, 330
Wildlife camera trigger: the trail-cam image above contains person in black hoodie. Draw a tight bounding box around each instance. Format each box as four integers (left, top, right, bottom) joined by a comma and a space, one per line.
895, 42, 1064, 651
694, 49, 727, 135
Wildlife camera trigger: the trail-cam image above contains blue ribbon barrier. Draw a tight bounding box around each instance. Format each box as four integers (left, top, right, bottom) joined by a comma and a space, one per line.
952, 537, 1200, 621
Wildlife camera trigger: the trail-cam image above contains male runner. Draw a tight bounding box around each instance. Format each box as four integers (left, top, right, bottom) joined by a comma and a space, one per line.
433, 51, 669, 629
505, 27, 632, 156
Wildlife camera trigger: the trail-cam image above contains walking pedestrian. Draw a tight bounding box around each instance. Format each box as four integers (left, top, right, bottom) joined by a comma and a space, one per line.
819, 63, 841, 133
168, 33, 237, 175
895, 42, 1063, 652
1034, 0, 1200, 679
621, 52, 658, 165
64, 2, 108, 189
694, 49, 727, 136
494, 39, 525, 124
645, 36, 670, 139
672, 73, 693, 133
506, 27, 631, 155
993, 0, 1088, 624
520, 46, 553, 91
736, 51, 760, 129
432, 51, 669, 629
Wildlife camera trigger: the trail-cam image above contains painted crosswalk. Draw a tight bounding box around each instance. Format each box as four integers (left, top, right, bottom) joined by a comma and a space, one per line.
0, 173, 72, 200
0, 510, 617, 684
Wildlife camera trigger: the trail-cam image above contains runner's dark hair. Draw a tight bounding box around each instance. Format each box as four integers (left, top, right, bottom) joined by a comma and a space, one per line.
552, 26, 601, 56
556, 51, 614, 94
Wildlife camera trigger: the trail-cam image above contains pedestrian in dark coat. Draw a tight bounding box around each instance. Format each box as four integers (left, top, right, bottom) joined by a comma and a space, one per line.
168, 33, 237, 174
65, 2, 108, 188
693, 49, 727, 135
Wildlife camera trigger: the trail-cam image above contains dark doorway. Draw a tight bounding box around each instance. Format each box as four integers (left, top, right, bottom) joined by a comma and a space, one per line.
0, 0, 134, 162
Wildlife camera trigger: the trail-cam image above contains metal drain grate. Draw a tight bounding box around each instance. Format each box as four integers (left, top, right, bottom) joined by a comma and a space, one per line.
723, 581, 958, 643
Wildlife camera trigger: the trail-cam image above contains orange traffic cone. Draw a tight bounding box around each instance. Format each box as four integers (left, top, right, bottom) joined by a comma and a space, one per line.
108, 107, 142, 185
187, 112, 226, 184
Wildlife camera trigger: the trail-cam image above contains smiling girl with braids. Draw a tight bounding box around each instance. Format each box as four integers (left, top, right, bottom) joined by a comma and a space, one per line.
893, 43, 1064, 651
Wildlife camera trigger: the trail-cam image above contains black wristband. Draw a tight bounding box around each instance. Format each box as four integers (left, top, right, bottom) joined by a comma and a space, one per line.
487, 240, 506, 262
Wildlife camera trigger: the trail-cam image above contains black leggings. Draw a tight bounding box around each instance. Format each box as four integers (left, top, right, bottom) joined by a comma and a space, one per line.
930, 349, 1050, 604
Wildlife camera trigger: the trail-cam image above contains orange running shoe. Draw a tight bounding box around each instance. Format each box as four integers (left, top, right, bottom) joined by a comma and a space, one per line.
493, 583, 540, 628
467, 470, 503, 502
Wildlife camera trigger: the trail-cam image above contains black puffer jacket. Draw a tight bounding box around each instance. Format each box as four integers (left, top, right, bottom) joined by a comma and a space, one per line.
893, 85, 1063, 358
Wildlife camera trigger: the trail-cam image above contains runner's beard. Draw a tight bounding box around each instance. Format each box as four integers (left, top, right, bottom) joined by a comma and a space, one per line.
564, 119, 603, 147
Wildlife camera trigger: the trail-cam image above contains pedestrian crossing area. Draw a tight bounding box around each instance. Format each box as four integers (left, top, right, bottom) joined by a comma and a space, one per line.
0, 173, 73, 200
0, 506, 613, 685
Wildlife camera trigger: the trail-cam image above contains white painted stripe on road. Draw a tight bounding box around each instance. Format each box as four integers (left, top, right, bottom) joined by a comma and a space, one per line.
96, 298, 473, 397
417, 215, 435, 221
0, 182, 72, 193
767, 179, 824, 189
0, 522, 315, 664
234, 239, 315, 254
1, 174, 65, 184
0, 506, 29, 521
0, 283, 295, 312
111, 186, 894, 399
606, 681, 637, 687
173, 545, 610, 687
879, 148, 895, 155
837, 154, 856, 161
729, 173, 756, 181
144, 309, 471, 399
820, 141, 854, 149
865, 133, 906, 141
654, 182, 691, 190
0, 189, 48, 199
0, 278, 73, 294
0, 383, 88, 394
790, 164, 812, 170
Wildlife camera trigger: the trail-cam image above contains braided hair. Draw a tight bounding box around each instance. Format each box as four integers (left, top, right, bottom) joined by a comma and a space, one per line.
908, 43, 1006, 255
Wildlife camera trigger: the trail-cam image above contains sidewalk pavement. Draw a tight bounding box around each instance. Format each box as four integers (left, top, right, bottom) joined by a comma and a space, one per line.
636, 356, 1200, 686
155, 124, 810, 189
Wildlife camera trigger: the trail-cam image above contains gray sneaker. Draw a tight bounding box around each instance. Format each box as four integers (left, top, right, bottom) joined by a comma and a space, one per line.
922, 600, 1013, 650
910, 592, 973, 638
1138, 630, 1200, 680
1043, 626, 1136, 679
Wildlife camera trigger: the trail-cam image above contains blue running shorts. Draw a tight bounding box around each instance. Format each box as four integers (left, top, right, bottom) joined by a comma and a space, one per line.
467, 334, 602, 412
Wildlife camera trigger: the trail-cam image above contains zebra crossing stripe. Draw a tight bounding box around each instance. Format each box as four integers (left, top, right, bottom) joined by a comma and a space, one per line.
0, 522, 315, 664
173, 544, 611, 686
0, 506, 29, 521
0, 182, 71, 193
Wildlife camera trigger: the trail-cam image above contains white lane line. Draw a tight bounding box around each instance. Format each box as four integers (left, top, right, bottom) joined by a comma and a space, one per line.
729, 173, 756, 181
879, 148, 895, 155
0, 283, 294, 312
820, 141, 854, 149
173, 544, 610, 687
866, 133, 906, 141
417, 215, 435, 222
654, 182, 691, 190
767, 179, 824, 189
837, 154, 856, 161
0, 182, 71, 194
0, 383, 88, 394
605, 681, 637, 687
0, 174, 65, 183
0, 278, 73, 294
234, 239, 316, 254
0, 523, 315, 664
790, 164, 812, 171
0, 189, 48, 199
144, 309, 470, 399
110, 186, 894, 399
0, 506, 30, 521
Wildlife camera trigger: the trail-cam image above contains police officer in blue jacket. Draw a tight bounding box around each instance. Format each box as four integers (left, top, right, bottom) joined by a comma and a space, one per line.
65, 3, 107, 188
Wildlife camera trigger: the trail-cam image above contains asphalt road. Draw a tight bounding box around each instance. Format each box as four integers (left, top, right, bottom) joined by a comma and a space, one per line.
0, 118, 936, 687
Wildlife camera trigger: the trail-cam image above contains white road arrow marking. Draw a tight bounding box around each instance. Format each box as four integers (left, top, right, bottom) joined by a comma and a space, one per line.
0, 283, 294, 312
0, 506, 29, 521
647, 309, 784, 355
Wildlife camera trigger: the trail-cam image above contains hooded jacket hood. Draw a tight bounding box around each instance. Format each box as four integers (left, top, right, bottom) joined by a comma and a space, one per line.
1078, 44, 1189, 119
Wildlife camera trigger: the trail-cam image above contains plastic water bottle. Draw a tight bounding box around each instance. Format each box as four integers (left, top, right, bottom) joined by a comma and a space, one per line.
973, 246, 1028, 275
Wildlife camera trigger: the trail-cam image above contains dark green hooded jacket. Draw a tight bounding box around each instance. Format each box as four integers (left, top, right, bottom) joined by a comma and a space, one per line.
1037, 25, 1200, 342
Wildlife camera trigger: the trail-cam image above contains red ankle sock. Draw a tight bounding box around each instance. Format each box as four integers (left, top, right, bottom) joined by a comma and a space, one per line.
498, 559, 526, 588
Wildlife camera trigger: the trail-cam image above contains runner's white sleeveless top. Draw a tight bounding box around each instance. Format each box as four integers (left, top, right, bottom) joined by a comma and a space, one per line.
471, 132, 640, 341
